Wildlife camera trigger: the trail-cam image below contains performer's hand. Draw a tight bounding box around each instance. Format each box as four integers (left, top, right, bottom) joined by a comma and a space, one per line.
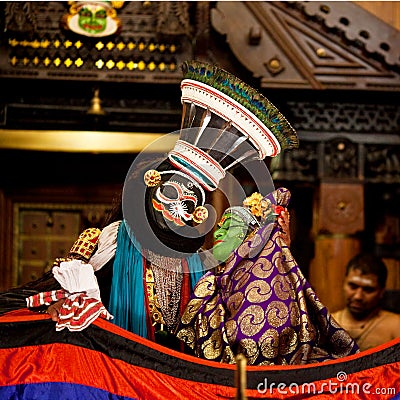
47, 299, 66, 321
278, 209, 291, 247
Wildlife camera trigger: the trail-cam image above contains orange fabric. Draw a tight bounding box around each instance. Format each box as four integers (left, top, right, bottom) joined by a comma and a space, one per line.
1, 310, 400, 399
1, 343, 235, 399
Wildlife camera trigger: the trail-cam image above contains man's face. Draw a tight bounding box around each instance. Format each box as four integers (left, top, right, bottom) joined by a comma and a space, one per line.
343, 268, 384, 318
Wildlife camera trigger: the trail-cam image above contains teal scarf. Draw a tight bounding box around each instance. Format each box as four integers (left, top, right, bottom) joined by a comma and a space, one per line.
109, 220, 204, 338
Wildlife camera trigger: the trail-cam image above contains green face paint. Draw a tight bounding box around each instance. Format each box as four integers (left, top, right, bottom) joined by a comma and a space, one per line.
212, 213, 248, 262
78, 6, 107, 35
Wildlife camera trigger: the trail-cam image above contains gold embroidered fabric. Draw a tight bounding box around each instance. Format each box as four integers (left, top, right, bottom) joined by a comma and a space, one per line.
145, 264, 166, 328
176, 188, 359, 365
69, 228, 101, 261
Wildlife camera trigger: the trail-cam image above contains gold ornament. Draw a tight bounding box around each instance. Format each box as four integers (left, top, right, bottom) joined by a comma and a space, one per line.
192, 206, 208, 224
69, 227, 101, 261
144, 169, 161, 187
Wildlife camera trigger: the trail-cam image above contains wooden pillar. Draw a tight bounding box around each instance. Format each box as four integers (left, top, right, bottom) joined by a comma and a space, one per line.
309, 183, 364, 312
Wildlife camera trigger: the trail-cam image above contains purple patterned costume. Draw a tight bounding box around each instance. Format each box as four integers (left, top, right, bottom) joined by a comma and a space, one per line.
176, 188, 359, 365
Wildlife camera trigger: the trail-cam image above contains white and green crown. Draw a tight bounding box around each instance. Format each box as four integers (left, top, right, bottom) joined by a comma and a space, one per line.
168, 60, 299, 191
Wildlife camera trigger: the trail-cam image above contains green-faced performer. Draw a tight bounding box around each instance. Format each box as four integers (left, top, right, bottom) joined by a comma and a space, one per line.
212, 206, 260, 263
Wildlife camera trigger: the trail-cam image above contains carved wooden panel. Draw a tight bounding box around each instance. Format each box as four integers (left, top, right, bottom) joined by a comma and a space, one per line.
211, 1, 400, 91
287, 102, 400, 134
270, 99, 400, 185
13, 203, 110, 286
315, 183, 364, 235
1, 1, 194, 83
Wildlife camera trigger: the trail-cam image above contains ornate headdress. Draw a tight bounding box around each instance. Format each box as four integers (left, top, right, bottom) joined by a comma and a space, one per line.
136, 61, 298, 256
144, 60, 298, 225
166, 60, 298, 192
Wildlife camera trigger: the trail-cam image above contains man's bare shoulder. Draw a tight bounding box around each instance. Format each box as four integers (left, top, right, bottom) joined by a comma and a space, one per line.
331, 309, 344, 320
381, 309, 400, 319
381, 309, 400, 335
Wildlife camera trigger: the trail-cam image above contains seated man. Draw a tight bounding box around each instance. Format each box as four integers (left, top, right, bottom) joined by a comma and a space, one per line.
332, 253, 400, 352
176, 187, 359, 365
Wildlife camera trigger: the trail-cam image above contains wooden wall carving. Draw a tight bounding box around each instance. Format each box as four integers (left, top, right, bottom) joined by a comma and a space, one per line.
271, 139, 400, 184
211, 1, 400, 91
1, 1, 194, 83
1, 1, 399, 135
315, 183, 364, 235
14, 202, 111, 287
287, 101, 400, 134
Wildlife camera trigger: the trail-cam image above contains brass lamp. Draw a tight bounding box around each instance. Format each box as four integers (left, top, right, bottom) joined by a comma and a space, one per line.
87, 89, 106, 115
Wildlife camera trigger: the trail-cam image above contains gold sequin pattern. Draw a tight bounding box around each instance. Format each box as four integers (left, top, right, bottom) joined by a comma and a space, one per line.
230, 264, 252, 291
245, 280, 272, 303
289, 301, 301, 327
193, 275, 216, 298
238, 338, 259, 364
266, 301, 289, 328
278, 327, 298, 355
250, 257, 274, 279
176, 327, 195, 348
202, 330, 225, 360
238, 305, 266, 336
180, 298, 204, 324
208, 306, 226, 330
271, 274, 295, 301
259, 328, 279, 359
226, 319, 238, 342
226, 292, 245, 317
298, 314, 317, 342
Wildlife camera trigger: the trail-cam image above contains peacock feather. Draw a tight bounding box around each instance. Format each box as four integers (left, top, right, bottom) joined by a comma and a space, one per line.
181, 60, 299, 151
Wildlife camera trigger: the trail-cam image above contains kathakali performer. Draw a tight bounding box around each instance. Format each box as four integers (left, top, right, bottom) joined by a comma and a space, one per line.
176, 187, 359, 365
0, 60, 300, 352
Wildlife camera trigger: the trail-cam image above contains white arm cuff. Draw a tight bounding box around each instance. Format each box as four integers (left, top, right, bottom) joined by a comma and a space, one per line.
52, 259, 101, 301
